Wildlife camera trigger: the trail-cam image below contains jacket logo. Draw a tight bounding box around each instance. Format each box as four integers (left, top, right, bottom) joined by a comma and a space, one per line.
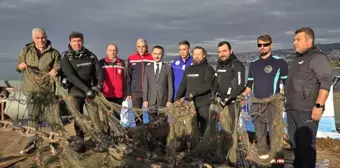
175, 60, 180, 66
298, 60, 304, 64
217, 69, 226, 72
237, 71, 241, 85
187, 74, 199, 77
76, 62, 92, 67
182, 65, 186, 70
118, 69, 122, 74
264, 65, 273, 73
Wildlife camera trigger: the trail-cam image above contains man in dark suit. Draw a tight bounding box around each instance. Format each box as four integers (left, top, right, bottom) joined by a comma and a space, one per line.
143, 45, 173, 119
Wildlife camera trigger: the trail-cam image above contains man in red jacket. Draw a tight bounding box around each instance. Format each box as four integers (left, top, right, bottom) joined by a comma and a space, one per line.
126, 39, 153, 112
99, 43, 126, 111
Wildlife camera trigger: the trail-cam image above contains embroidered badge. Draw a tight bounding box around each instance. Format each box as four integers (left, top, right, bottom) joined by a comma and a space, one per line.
264, 65, 273, 73
175, 60, 180, 66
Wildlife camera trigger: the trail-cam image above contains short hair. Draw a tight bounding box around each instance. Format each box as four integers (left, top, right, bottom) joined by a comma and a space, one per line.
106, 43, 118, 51
69, 31, 84, 41
217, 41, 232, 50
178, 40, 190, 47
295, 27, 315, 44
257, 34, 273, 44
152, 45, 164, 53
136, 38, 148, 47
193, 46, 207, 56
32, 28, 47, 38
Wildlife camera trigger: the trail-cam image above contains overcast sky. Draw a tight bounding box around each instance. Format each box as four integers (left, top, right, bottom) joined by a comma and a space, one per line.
0, 0, 340, 60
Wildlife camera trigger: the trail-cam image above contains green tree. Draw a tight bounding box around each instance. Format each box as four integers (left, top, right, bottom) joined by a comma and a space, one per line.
330, 59, 340, 67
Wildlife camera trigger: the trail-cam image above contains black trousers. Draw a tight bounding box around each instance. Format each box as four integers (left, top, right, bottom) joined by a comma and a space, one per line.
131, 91, 144, 125
72, 97, 86, 139
250, 103, 277, 155
286, 111, 319, 168
196, 105, 210, 135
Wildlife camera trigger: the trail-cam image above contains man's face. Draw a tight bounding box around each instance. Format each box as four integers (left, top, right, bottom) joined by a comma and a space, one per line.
106, 44, 118, 59
294, 32, 313, 54
137, 41, 147, 56
70, 37, 83, 51
192, 48, 205, 64
178, 44, 190, 59
217, 44, 232, 61
152, 48, 163, 63
33, 31, 47, 49
257, 40, 272, 56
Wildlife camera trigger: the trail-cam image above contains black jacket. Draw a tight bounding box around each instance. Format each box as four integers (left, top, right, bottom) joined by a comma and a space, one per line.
60, 46, 103, 97
286, 46, 332, 112
212, 54, 246, 104
175, 59, 215, 108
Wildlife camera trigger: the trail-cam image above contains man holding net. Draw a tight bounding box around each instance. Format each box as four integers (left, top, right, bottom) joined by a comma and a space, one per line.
60, 31, 104, 140
212, 41, 246, 164
242, 35, 288, 160
16, 28, 61, 154
175, 46, 215, 136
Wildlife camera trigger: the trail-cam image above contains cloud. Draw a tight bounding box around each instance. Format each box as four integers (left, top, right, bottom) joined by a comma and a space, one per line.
0, 0, 339, 59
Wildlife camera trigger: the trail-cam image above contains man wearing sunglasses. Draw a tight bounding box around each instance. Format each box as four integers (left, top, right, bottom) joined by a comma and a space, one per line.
243, 35, 288, 160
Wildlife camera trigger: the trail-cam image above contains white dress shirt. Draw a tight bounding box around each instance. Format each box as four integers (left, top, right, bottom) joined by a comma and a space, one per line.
154, 62, 162, 75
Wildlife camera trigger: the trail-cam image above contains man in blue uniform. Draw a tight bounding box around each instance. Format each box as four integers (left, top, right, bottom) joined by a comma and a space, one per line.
243, 35, 288, 160
171, 41, 193, 99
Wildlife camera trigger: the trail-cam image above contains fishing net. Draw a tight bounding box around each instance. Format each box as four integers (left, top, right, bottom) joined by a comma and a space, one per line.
245, 94, 286, 166
4, 67, 287, 167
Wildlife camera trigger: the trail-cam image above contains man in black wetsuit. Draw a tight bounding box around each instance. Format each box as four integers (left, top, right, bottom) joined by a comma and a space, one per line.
175, 46, 215, 135
213, 41, 246, 127
60, 31, 103, 140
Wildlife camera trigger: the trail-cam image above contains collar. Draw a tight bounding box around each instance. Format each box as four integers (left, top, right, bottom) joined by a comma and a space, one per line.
154, 62, 163, 66
217, 54, 237, 65
105, 56, 120, 63
297, 45, 317, 57
259, 54, 273, 60
180, 55, 191, 63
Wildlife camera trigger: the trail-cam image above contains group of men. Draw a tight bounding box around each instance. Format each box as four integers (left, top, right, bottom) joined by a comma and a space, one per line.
16, 27, 332, 168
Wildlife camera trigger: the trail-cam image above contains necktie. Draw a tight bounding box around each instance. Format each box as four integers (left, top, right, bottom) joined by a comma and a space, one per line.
156, 64, 160, 81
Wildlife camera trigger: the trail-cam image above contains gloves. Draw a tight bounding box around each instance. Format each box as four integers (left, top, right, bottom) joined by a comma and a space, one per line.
185, 93, 194, 101
219, 97, 233, 108
91, 86, 102, 93
86, 90, 96, 99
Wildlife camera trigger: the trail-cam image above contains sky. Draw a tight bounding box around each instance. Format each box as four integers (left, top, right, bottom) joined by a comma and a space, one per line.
0, 0, 340, 61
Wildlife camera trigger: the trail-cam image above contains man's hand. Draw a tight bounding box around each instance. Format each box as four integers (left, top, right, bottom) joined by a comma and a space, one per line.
311, 106, 323, 121
126, 96, 131, 101
166, 102, 172, 107
48, 68, 58, 77
91, 86, 102, 93
86, 90, 96, 99
176, 98, 184, 105
143, 101, 148, 108
18, 62, 27, 71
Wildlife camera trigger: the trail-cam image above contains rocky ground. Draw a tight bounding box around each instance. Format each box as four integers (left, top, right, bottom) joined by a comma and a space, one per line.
1, 127, 340, 167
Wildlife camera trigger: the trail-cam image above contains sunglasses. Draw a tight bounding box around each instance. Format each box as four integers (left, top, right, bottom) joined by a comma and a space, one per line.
257, 43, 271, 47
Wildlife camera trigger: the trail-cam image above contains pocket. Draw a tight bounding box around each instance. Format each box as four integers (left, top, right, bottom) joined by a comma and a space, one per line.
288, 78, 305, 100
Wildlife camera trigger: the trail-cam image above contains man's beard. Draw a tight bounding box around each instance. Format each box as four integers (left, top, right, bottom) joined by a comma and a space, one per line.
193, 59, 201, 64
260, 51, 269, 56
219, 56, 228, 61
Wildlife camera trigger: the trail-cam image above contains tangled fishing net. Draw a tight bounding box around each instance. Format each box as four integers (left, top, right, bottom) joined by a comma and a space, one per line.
3, 67, 287, 167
